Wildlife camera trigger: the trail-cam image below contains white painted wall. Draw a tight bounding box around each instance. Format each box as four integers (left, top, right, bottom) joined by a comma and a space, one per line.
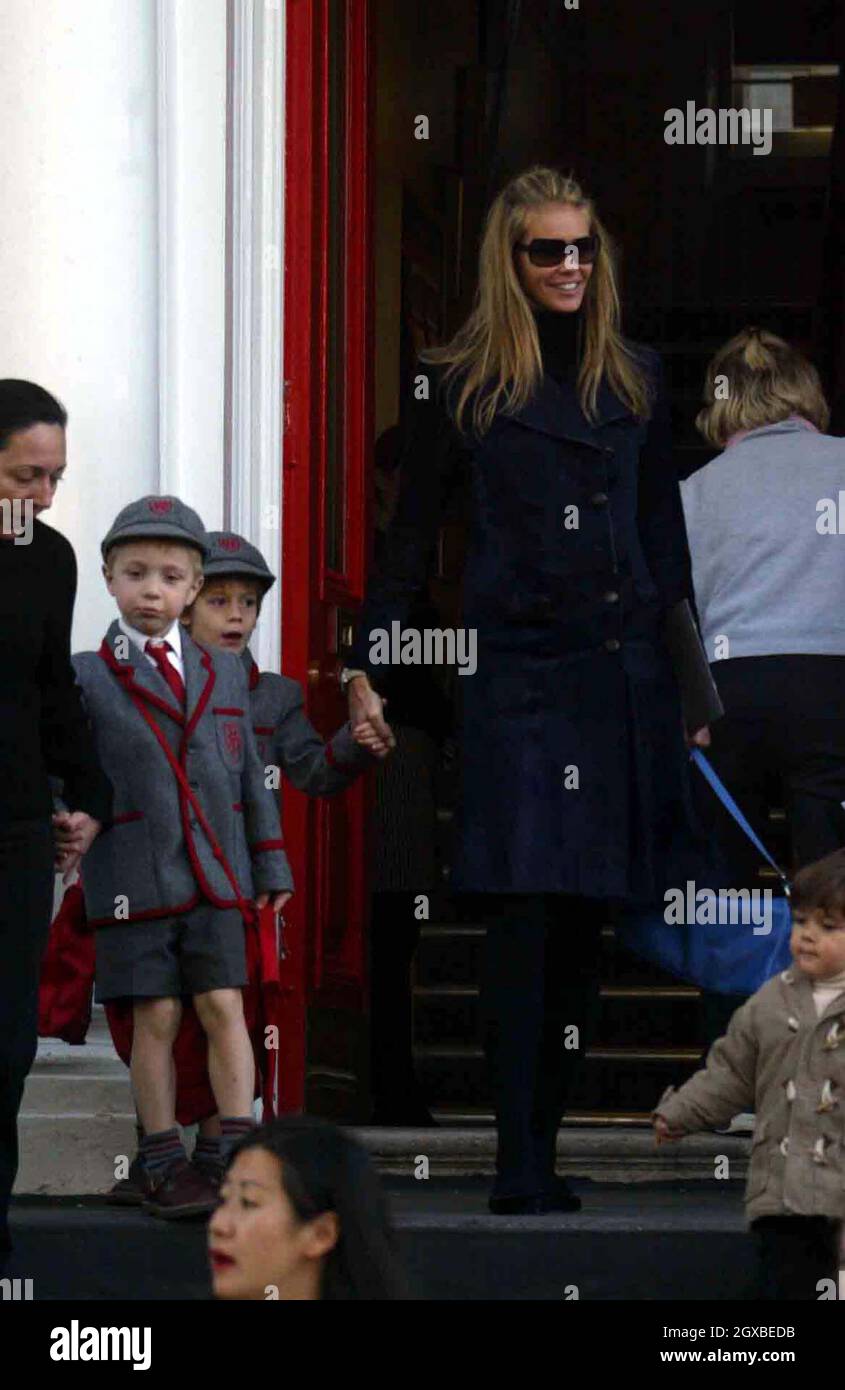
227, 0, 286, 676
0, 0, 161, 652
0, 0, 230, 654
157, 0, 228, 517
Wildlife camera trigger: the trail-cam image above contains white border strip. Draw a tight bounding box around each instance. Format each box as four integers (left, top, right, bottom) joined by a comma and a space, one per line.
226, 0, 285, 674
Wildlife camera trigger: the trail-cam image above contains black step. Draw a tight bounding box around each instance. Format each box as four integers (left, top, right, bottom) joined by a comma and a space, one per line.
416, 925, 705, 991
413, 985, 703, 1050
415, 1045, 700, 1112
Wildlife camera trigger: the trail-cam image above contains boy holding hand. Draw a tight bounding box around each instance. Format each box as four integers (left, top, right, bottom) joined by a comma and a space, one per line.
73, 497, 292, 1216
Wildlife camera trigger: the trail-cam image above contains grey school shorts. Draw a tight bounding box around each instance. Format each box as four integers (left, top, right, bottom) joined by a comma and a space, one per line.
94, 902, 248, 1003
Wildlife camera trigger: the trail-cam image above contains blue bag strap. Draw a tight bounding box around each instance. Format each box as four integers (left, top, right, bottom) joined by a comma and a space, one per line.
690, 748, 791, 894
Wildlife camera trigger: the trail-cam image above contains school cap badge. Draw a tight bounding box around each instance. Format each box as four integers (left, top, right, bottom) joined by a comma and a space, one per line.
203, 531, 276, 593
100, 495, 211, 559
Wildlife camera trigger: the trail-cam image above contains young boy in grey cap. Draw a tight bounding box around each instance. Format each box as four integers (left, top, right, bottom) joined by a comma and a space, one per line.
72, 497, 293, 1217
179, 530, 386, 1167
103, 528, 388, 1199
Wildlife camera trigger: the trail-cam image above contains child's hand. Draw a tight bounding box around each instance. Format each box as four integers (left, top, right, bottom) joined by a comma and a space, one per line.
653, 1114, 684, 1145
352, 720, 392, 760
347, 677, 396, 752
53, 811, 101, 883
255, 890, 292, 914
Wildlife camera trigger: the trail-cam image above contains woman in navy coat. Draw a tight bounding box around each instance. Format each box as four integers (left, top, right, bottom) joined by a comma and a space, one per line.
346, 166, 706, 1212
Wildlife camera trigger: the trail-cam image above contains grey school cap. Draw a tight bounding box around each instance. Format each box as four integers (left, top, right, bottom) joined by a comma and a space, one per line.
101, 495, 210, 560
203, 531, 276, 593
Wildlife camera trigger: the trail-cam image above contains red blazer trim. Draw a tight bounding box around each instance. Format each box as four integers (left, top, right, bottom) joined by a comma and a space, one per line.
99, 646, 254, 925
184, 648, 216, 742
112, 811, 144, 825
88, 892, 202, 928
247, 657, 261, 692
254, 725, 274, 736
232, 802, 244, 812
98, 638, 186, 726
212, 706, 245, 716
252, 838, 286, 852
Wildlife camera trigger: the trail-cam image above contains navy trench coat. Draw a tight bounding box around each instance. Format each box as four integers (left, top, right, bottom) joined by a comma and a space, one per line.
350, 345, 706, 902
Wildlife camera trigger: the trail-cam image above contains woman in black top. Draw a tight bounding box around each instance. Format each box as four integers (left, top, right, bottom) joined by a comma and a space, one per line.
346, 167, 705, 1212
0, 380, 112, 1259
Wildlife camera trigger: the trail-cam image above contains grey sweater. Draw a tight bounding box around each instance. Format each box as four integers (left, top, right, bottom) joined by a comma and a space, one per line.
680, 418, 845, 661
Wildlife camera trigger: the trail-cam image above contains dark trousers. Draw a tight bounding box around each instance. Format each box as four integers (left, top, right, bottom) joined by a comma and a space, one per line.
697, 656, 845, 1055
479, 893, 605, 1198
751, 1215, 842, 1300
369, 891, 425, 1117
0, 820, 55, 1249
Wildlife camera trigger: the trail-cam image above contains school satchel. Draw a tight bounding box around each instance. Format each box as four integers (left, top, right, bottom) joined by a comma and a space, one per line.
616, 749, 793, 995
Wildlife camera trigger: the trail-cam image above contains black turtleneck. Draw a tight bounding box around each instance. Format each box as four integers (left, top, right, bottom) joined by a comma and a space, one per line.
535, 307, 582, 385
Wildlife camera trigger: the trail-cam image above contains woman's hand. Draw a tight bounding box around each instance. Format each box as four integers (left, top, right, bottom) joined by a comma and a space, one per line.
347, 675, 396, 755
686, 725, 711, 749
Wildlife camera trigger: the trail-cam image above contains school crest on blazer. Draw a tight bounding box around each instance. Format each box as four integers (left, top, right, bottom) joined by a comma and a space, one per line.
71, 622, 293, 926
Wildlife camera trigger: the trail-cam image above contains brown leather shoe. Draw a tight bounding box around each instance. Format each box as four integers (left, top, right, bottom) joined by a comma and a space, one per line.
192, 1156, 224, 1192
143, 1159, 219, 1220
106, 1153, 154, 1206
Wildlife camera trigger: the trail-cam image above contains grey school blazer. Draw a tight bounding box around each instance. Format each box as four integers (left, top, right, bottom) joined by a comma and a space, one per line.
242, 650, 376, 793
73, 622, 293, 926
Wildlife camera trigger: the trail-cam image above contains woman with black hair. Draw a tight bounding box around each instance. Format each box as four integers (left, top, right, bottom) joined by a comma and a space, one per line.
207, 1116, 410, 1300
0, 379, 112, 1264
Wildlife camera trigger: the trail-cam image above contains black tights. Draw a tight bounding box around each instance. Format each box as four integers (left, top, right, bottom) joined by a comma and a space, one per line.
479, 893, 605, 1197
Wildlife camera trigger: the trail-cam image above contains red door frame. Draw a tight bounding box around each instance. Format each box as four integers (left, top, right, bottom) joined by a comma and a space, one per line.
279, 0, 375, 1111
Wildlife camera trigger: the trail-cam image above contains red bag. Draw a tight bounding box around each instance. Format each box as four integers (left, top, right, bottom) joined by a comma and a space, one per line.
38, 882, 95, 1045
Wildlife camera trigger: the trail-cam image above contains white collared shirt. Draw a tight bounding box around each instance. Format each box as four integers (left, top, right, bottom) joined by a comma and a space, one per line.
117, 615, 186, 684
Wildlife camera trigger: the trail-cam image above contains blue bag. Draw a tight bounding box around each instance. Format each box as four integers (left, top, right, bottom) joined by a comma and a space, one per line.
616, 749, 793, 995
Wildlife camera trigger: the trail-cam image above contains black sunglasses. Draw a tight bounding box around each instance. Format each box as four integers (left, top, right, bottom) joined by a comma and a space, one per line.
514, 235, 599, 268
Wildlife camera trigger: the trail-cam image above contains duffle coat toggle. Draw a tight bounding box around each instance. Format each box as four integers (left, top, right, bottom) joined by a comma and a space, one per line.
655, 967, 845, 1222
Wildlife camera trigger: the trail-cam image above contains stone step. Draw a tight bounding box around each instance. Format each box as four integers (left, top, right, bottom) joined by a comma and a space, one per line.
4, 1180, 755, 1301
353, 1124, 752, 1182
16, 1005, 139, 1196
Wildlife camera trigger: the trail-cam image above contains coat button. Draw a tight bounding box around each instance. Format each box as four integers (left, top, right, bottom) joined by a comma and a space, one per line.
604, 637, 621, 653
604, 590, 620, 604
603, 446, 614, 457
590, 491, 609, 507
779, 1136, 790, 1157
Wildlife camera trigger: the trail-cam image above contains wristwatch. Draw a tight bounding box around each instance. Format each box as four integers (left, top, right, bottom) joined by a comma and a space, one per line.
339, 667, 368, 691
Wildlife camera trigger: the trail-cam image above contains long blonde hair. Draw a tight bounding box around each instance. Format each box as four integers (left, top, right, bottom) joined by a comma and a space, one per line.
421, 166, 652, 436
696, 326, 830, 448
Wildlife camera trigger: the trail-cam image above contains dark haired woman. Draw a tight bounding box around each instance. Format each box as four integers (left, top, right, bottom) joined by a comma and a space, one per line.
0, 379, 112, 1265
208, 1116, 409, 1299
343, 167, 707, 1214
